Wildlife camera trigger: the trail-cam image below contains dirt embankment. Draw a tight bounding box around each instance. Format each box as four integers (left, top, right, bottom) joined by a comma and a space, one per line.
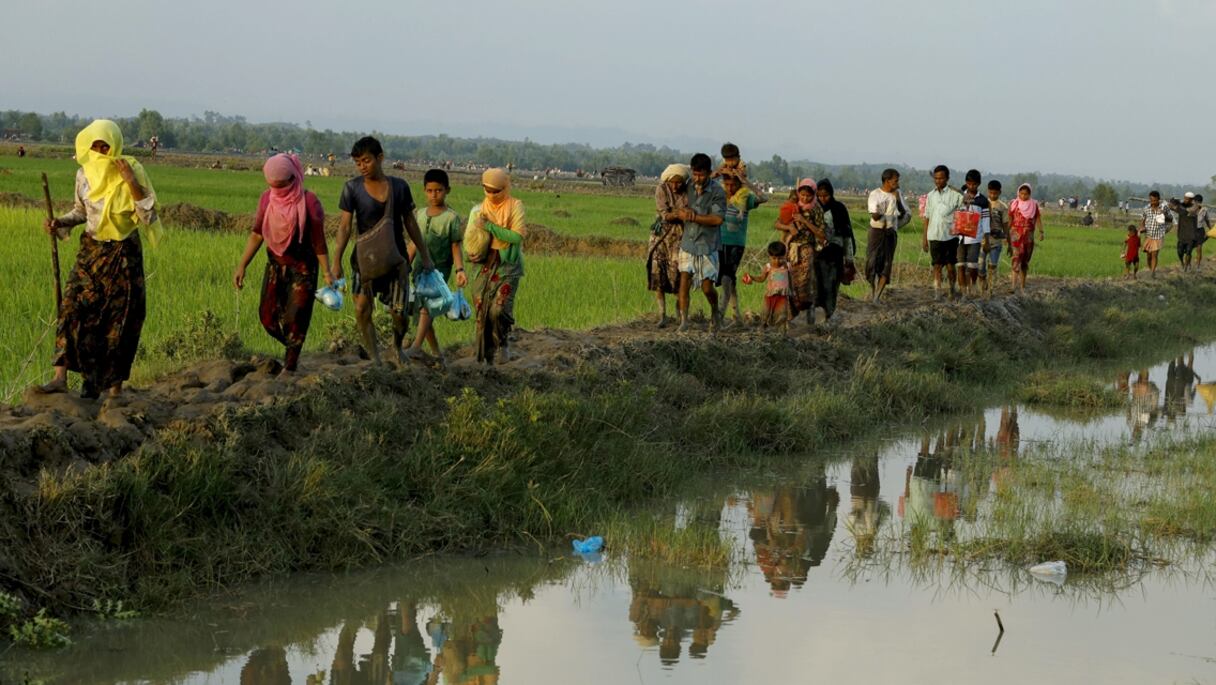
2, 272, 1214, 619
0, 273, 1183, 477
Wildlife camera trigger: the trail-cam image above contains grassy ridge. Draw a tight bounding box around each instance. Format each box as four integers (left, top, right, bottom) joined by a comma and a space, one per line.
5, 275, 1216, 623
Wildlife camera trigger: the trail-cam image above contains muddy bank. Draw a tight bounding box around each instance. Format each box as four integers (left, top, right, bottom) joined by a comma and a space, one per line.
2, 274, 1215, 623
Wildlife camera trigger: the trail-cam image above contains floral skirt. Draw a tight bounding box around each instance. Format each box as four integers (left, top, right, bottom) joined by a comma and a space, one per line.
646, 224, 682, 294
53, 233, 145, 389
473, 255, 522, 363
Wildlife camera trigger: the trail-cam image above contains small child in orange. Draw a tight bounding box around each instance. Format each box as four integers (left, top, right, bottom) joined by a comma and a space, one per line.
743, 241, 791, 331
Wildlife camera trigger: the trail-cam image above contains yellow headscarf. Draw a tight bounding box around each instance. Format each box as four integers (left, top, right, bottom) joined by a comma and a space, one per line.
74, 120, 163, 246
479, 168, 524, 249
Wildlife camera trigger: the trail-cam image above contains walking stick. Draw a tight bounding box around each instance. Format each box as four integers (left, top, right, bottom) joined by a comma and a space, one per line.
41, 173, 62, 317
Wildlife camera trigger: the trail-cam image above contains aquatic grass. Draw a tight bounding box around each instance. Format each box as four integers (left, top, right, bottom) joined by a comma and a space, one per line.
597, 512, 736, 568
1016, 370, 1125, 409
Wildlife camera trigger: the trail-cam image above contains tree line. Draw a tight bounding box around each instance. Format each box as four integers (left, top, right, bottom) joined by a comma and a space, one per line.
1, 108, 1204, 204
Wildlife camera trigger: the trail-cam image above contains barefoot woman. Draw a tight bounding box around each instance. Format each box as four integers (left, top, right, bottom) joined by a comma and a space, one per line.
38, 120, 162, 400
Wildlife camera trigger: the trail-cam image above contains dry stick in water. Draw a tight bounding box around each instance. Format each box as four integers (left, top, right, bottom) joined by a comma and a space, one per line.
991, 609, 1006, 655
41, 172, 62, 317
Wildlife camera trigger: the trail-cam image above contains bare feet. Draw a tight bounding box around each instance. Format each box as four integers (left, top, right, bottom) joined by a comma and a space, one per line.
33, 379, 67, 394
657, 314, 669, 329
813, 307, 827, 325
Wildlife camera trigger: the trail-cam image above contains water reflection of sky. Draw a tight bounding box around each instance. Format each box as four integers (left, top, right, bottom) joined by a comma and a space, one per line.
12, 349, 1216, 684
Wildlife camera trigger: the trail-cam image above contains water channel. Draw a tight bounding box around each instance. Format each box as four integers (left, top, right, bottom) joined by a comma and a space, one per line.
6, 347, 1216, 684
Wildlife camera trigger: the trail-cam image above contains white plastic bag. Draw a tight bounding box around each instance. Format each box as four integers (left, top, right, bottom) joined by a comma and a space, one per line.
314, 278, 346, 311
446, 289, 473, 321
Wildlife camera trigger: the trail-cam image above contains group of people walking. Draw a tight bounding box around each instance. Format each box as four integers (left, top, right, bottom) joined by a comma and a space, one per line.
36, 121, 528, 401
648, 144, 858, 333
31, 122, 1207, 400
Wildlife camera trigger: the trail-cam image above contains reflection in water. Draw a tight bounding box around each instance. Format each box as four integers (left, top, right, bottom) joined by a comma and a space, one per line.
747, 466, 839, 597
992, 406, 1021, 491
1164, 354, 1199, 423
240, 647, 291, 684
628, 562, 739, 666
846, 455, 887, 557
17, 346, 1216, 685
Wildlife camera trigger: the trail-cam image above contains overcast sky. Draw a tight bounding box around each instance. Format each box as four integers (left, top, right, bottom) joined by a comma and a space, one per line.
4, 0, 1214, 185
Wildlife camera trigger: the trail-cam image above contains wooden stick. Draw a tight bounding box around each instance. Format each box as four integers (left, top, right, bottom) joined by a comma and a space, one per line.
41, 173, 62, 317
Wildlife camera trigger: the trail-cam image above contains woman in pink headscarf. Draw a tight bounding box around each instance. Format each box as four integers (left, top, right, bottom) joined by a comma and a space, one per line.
1007, 183, 1044, 293
773, 178, 826, 321
233, 153, 333, 373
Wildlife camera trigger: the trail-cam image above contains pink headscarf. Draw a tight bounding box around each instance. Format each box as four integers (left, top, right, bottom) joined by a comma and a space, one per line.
796, 178, 818, 211
262, 153, 307, 256
1010, 183, 1038, 220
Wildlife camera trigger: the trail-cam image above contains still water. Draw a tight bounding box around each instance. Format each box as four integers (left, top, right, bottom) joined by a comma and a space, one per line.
6, 349, 1216, 685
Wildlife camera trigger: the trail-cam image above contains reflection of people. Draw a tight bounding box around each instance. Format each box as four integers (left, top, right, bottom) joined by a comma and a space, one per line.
239, 646, 290, 685
1164, 354, 1198, 422
748, 470, 839, 596
394, 602, 436, 685
440, 615, 503, 684
628, 564, 738, 666
846, 455, 886, 557
1129, 369, 1161, 443
329, 613, 393, 685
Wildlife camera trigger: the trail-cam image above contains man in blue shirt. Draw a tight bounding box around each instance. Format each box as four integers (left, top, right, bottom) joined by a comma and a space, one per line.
675, 153, 726, 333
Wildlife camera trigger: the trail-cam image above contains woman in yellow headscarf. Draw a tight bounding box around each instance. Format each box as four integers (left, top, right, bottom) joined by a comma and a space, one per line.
36, 119, 162, 399
469, 168, 525, 364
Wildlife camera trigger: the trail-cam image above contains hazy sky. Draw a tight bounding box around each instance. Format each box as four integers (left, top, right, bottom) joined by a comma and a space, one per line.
5, 0, 1214, 185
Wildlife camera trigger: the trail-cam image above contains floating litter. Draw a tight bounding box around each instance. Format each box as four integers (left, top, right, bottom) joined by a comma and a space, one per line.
571, 536, 604, 555
1028, 560, 1067, 585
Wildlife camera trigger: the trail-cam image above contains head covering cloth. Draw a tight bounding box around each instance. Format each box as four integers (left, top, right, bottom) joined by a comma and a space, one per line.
1011, 184, 1037, 220
661, 164, 690, 184
261, 153, 308, 257
480, 168, 516, 227
74, 119, 162, 244
796, 178, 818, 212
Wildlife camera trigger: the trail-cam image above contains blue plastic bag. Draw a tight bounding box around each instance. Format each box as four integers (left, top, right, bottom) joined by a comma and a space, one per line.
446, 289, 473, 321
571, 536, 604, 554
314, 278, 346, 311
414, 269, 454, 317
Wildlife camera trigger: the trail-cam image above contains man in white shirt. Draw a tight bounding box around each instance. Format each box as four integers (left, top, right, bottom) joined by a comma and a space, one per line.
922, 165, 964, 298
865, 168, 908, 303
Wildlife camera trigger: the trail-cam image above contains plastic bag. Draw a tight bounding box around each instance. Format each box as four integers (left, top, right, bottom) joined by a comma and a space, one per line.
952, 210, 981, 238
446, 289, 473, 321
414, 269, 454, 317
314, 278, 346, 311
571, 536, 604, 554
